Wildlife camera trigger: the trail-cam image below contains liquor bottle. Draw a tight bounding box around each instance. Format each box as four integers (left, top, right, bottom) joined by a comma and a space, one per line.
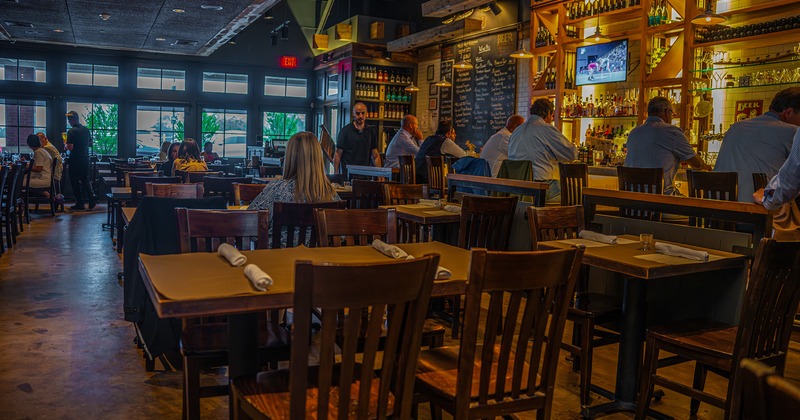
660, 0, 669, 24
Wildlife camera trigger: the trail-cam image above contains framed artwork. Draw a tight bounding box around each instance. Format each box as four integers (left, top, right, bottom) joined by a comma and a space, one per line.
426, 64, 435, 81
429, 84, 438, 95
428, 98, 438, 110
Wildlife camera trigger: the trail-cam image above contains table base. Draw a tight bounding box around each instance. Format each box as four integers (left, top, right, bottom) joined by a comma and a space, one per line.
580, 392, 671, 420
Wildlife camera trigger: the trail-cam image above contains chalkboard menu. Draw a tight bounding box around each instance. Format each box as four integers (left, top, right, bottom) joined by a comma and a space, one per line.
440, 31, 517, 149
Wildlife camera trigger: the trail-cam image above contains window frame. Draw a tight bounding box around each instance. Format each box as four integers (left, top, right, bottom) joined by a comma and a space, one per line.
66, 62, 119, 87
202, 71, 249, 94
0, 57, 47, 83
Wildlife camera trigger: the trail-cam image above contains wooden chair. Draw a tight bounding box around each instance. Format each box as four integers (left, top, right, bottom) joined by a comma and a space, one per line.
315, 208, 397, 246
616, 166, 663, 221
496, 159, 535, 202
25, 157, 59, 217
146, 183, 204, 198
177, 170, 223, 184
636, 239, 800, 420
0, 165, 10, 253
527, 205, 621, 407
414, 247, 584, 419
123, 170, 160, 187
232, 183, 266, 206
399, 155, 416, 185
740, 358, 800, 420
349, 179, 390, 209
753, 172, 769, 191
231, 254, 439, 419
258, 165, 282, 178
203, 176, 251, 204
426, 156, 446, 198
383, 183, 429, 243
1, 164, 22, 249
114, 163, 153, 186
686, 169, 738, 229
559, 162, 588, 206
175, 208, 290, 420
130, 175, 181, 204
326, 173, 345, 185
270, 201, 347, 249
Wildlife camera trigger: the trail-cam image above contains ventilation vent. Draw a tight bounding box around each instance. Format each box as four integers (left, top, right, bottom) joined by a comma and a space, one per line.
4, 21, 33, 28
171, 39, 198, 46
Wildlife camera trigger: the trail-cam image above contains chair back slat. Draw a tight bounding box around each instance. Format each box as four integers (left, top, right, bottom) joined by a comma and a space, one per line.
398, 155, 416, 185
146, 183, 204, 198
176, 208, 269, 253
383, 183, 427, 205
426, 156, 446, 198
271, 201, 348, 248
231, 183, 266, 206
130, 175, 179, 201
178, 170, 223, 183
617, 166, 663, 221
686, 169, 738, 229
315, 208, 397, 247
458, 195, 518, 251
350, 179, 390, 209
527, 205, 585, 249
559, 162, 588, 206
290, 255, 439, 419
203, 176, 251, 204
453, 248, 583, 417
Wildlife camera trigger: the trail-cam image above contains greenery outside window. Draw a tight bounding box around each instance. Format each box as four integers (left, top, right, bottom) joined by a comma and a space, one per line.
0, 58, 47, 82
263, 112, 306, 145
201, 108, 248, 158
136, 105, 185, 156
66, 101, 118, 156
0, 99, 47, 154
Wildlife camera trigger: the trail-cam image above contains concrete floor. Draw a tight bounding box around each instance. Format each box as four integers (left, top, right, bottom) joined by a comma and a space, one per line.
2, 207, 799, 419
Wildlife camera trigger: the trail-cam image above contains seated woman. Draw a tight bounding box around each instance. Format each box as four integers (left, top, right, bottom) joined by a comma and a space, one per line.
159, 142, 180, 175
415, 118, 466, 183
172, 138, 208, 176
248, 131, 341, 247
200, 142, 220, 163
26, 134, 54, 197
157, 141, 172, 161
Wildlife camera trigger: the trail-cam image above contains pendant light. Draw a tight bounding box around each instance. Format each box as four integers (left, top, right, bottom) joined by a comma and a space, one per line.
404, 82, 420, 92
691, 0, 726, 25
510, 39, 534, 59
584, 11, 611, 43
434, 77, 452, 87
453, 18, 474, 69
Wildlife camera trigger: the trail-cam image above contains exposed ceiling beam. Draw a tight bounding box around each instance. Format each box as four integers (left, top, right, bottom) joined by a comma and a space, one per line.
421, 0, 491, 18
197, 0, 281, 56
387, 17, 481, 52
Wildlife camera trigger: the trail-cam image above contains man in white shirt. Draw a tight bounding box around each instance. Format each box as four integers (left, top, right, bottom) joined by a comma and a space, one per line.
36, 132, 63, 182
26, 134, 53, 195
480, 115, 525, 177
384, 114, 423, 168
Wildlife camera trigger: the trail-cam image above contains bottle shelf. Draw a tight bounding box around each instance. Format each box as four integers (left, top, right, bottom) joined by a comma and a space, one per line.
355, 98, 412, 104
565, 5, 642, 29
354, 79, 413, 87
690, 54, 799, 72
689, 80, 798, 93
645, 20, 685, 36
694, 27, 800, 51
562, 115, 638, 120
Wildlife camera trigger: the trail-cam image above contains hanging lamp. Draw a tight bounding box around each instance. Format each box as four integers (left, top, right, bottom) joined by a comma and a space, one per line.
434, 77, 452, 87
691, 0, 726, 25
404, 82, 420, 92
510, 40, 534, 59
584, 11, 611, 43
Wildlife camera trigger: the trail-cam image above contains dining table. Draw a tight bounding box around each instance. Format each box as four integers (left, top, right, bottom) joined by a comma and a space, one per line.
539, 234, 747, 418
379, 203, 461, 243
137, 241, 470, 378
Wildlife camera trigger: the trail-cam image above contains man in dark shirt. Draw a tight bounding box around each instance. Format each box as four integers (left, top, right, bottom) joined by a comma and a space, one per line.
333, 102, 381, 174
65, 110, 97, 210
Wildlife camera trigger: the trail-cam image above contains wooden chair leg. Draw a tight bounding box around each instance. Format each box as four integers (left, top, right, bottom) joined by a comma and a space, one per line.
690, 363, 708, 415
579, 318, 594, 407
570, 320, 582, 373
430, 402, 442, 420
635, 336, 660, 420
183, 355, 201, 420
451, 295, 461, 339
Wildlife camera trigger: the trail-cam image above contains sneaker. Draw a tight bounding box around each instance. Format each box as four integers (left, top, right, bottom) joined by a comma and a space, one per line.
70, 205, 86, 211
88, 199, 97, 210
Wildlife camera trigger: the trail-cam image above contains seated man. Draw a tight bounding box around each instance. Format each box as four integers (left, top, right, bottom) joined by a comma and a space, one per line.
36, 132, 63, 184
26, 134, 54, 197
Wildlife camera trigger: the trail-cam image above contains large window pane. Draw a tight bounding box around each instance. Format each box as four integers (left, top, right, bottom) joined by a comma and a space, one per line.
264, 76, 286, 96
94, 65, 118, 87
201, 108, 247, 158
262, 112, 306, 144
162, 69, 186, 91
66, 63, 92, 85
202, 72, 225, 93
0, 58, 46, 82
136, 105, 185, 156
0, 99, 47, 154
66, 101, 118, 156
67, 63, 118, 87
137, 68, 162, 89
286, 78, 307, 98
203, 72, 247, 94
226, 74, 248, 94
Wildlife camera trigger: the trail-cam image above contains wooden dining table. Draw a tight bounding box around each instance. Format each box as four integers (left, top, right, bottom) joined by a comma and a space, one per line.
379, 203, 461, 243
539, 235, 747, 418
137, 241, 470, 378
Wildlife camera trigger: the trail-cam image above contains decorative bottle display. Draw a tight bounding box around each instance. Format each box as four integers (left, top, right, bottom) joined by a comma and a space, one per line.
564, 51, 576, 90
561, 91, 639, 118
568, 0, 640, 20
648, 0, 670, 27
355, 65, 413, 84
535, 25, 555, 48
695, 17, 800, 44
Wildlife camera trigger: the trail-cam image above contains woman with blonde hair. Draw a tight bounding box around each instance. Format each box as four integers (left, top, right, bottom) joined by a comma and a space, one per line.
172, 138, 208, 175
248, 131, 341, 246
158, 141, 172, 161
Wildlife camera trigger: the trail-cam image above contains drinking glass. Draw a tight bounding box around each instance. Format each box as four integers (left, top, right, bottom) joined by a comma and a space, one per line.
639, 233, 654, 251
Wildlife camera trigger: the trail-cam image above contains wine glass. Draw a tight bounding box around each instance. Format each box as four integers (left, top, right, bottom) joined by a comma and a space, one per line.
639, 233, 653, 251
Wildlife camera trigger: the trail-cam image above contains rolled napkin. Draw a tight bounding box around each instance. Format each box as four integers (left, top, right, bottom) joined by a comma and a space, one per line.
243, 264, 274, 291
578, 230, 618, 245
218, 243, 247, 267
655, 242, 709, 262
436, 266, 452, 280
443, 204, 462, 213
372, 239, 408, 259
418, 199, 439, 207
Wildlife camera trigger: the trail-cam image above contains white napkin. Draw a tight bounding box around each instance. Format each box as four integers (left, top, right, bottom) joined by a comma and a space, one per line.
218, 243, 247, 267
578, 230, 618, 245
418, 199, 438, 207
443, 204, 462, 213
243, 264, 274, 291
372, 239, 408, 259
372, 239, 451, 279
655, 242, 709, 262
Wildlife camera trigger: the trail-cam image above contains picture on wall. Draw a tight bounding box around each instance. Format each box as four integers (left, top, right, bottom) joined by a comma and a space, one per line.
429, 84, 438, 95
426, 64, 435, 81
428, 98, 438, 110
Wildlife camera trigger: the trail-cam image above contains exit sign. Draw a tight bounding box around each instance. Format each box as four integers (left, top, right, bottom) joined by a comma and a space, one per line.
279, 56, 298, 68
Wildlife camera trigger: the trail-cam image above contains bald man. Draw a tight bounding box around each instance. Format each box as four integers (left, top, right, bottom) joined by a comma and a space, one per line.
480, 115, 525, 177
384, 114, 423, 168
333, 102, 380, 174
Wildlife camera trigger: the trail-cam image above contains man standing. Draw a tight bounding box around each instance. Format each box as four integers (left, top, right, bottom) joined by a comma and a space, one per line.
384, 114, 422, 168
508, 99, 577, 203
65, 111, 97, 210
36, 132, 63, 184
625, 97, 710, 195
25, 134, 53, 196
481, 115, 525, 177
333, 102, 381, 174
714, 88, 800, 202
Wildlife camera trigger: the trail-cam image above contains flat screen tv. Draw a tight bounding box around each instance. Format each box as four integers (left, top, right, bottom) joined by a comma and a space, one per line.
575, 39, 628, 87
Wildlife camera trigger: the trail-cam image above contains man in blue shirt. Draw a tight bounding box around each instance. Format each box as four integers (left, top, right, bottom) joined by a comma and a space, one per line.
384, 114, 422, 168
755, 128, 800, 211
508, 99, 577, 203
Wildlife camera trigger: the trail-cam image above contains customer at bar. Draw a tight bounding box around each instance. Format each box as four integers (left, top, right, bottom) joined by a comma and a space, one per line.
624, 96, 710, 195
36, 132, 63, 184
481, 114, 525, 177
714, 87, 800, 202
333, 102, 381, 174
65, 110, 97, 210
172, 138, 208, 176
415, 118, 466, 184
159, 142, 180, 175
248, 131, 341, 247
25, 134, 53, 197
508, 98, 577, 203
384, 114, 422, 168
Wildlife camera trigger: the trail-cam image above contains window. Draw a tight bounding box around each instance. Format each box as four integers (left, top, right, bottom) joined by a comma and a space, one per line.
201, 108, 248, 158
264, 76, 308, 98
202, 72, 248, 94
327, 73, 339, 97
137, 68, 186, 91
67, 63, 119, 87
263, 112, 306, 144
0, 99, 47, 154
136, 105, 185, 156
65, 102, 118, 156
0, 58, 47, 82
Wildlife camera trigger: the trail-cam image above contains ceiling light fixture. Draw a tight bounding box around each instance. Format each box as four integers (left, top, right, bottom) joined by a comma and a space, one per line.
510, 39, 534, 59
691, 0, 726, 25
488, 1, 502, 16
99, 12, 110, 21
155, 37, 166, 41
229, 36, 237, 45
173, 8, 185, 13
584, 11, 611, 43
404, 82, 420, 92
200, 5, 223, 11
434, 77, 452, 87
264, 10, 273, 20
53, 29, 64, 33
452, 17, 474, 70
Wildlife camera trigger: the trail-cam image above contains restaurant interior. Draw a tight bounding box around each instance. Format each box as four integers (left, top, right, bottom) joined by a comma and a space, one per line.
2, 0, 800, 418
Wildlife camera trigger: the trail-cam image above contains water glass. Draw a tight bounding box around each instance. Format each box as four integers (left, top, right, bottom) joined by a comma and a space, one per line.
639, 233, 654, 251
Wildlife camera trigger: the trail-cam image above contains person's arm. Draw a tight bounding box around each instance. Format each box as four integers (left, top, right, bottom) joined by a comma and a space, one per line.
30, 150, 44, 172
333, 149, 344, 174
441, 139, 466, 157
685, 154, 712, 171
547, 127, 578, 162
759, 131, 800, 210
372, 149, 382, 167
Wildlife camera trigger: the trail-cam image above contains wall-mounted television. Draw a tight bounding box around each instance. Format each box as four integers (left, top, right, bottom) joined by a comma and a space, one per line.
575, 39, 628, 87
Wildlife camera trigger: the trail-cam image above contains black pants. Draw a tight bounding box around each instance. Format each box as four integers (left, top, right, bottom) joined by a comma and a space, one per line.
69, 159, 95, 206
